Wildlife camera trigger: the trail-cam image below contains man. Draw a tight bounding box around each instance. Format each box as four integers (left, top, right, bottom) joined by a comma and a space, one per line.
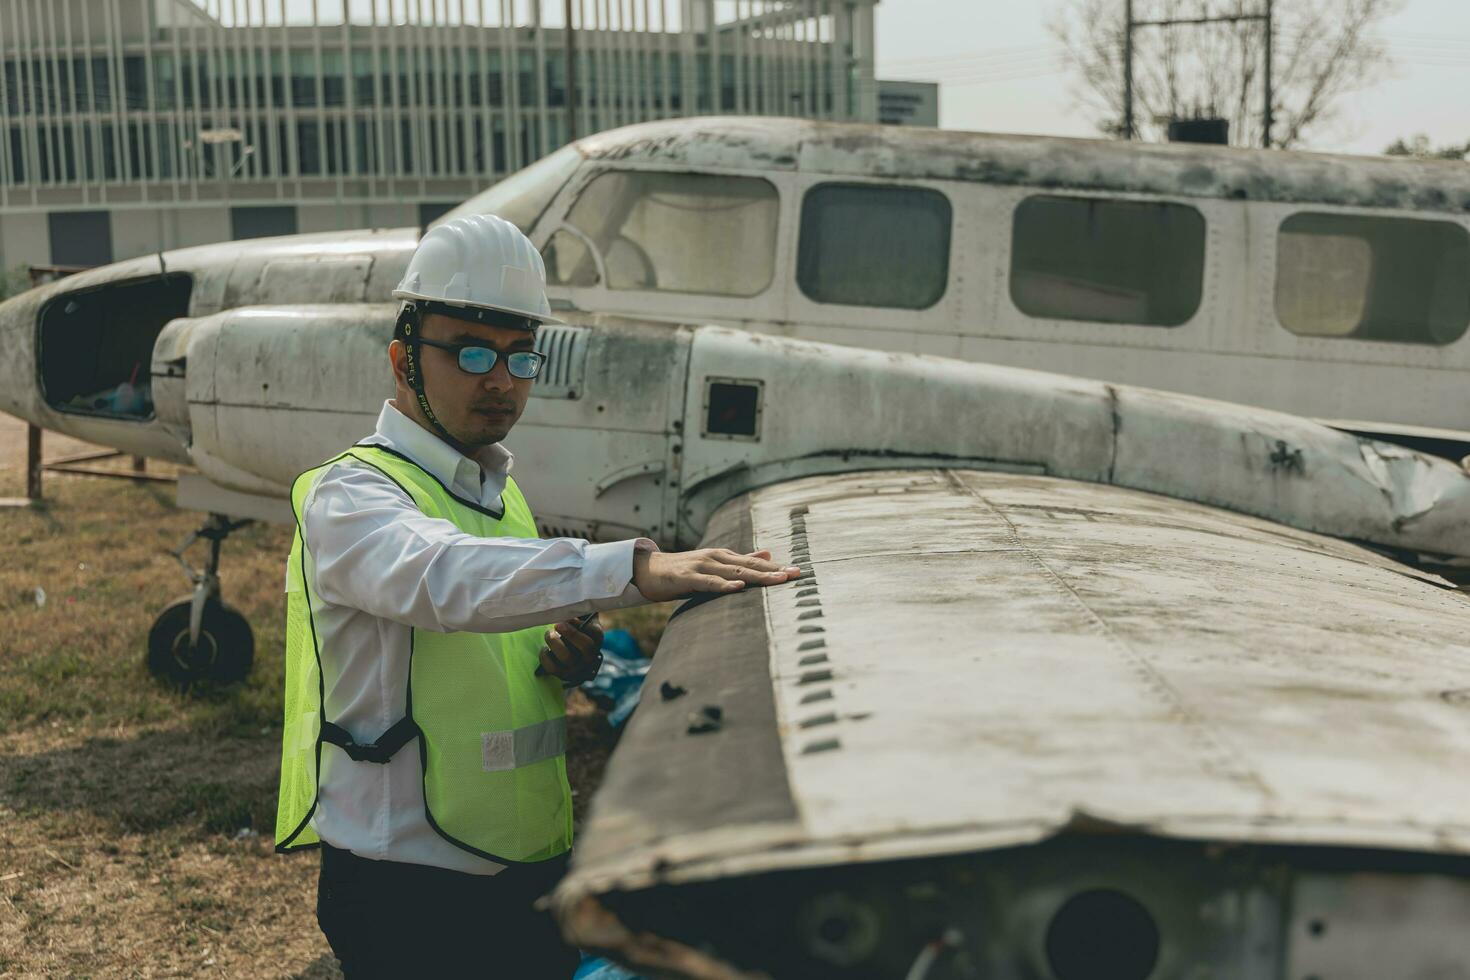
274, 213, 800, 978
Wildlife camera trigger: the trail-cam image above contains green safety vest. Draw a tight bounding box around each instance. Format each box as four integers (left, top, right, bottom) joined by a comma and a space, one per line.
275, 444, 573, 864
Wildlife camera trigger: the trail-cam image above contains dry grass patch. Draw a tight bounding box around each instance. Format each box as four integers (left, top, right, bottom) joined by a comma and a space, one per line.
1, 464, 671, 977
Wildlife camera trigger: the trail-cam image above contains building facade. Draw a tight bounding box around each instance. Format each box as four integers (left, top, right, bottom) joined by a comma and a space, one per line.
0, 0, 878, 274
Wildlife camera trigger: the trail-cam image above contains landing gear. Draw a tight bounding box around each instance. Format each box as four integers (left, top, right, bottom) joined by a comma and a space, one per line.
147, 514, 255, 687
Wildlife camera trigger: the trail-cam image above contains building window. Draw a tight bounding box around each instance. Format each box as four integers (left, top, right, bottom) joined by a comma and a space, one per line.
418, 201, 456, 229
230, 206, 297, 241
297, 120, 322, 175
7, 128, 23, 183
1010, 195, 1206, 327
291, 51, 318, 106
547, 170, 778, 296
48, 211, 113, 268
1276, 212, 1470, 346
797, 183, 951, 309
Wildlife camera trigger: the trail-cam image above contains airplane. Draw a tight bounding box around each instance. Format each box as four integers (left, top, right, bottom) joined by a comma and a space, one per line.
3, 118, 1470, 975
3, 116, 1468, 679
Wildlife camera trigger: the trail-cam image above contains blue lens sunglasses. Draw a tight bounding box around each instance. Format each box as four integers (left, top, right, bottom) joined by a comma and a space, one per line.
413, 337, 547, 380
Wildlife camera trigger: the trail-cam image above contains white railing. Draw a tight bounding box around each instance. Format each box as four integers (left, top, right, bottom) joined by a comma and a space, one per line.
0, 0, 876, 208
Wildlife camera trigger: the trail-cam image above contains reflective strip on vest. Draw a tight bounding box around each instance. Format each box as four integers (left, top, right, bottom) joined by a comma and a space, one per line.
482, 717, 568, 772
275, 444, 573, 864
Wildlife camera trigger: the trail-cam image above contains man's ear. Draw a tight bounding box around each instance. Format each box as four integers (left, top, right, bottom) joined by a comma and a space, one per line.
388, 339, 410, 388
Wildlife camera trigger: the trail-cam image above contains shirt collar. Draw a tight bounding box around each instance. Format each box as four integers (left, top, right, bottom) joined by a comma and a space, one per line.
372, 401, 514, 502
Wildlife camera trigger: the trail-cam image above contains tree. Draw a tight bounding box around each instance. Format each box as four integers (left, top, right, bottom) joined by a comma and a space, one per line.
1384, 134, 1470, 161
1050, 0, 1402, 149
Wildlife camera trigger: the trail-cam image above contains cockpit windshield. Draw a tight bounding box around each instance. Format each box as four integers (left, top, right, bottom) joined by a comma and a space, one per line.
545, 171, 779, 297
437, 144, 584, 234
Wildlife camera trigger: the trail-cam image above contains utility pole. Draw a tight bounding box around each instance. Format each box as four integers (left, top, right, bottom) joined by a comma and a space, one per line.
1121, 1, 1275, 146
1123, 0, 1135, 139
564, 0, 578, 140
1262, 0, 1273, 147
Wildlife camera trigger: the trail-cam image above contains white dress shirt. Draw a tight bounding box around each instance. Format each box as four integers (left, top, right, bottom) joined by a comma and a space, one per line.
301, 400, 652, 874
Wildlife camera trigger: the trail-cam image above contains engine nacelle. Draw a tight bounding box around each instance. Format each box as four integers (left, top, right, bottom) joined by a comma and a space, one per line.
170, 306, 685, 543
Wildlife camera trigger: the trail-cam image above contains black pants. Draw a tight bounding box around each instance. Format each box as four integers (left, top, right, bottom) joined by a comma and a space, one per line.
316, 843, 581, 979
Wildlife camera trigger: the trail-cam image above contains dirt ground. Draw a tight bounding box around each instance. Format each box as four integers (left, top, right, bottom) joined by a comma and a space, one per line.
0, 458, 670, 978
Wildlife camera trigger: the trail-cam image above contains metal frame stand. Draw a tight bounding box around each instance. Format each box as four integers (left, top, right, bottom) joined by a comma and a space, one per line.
0, 422, 44, 508
42, 446, 174, 484
2, 422, 175, 509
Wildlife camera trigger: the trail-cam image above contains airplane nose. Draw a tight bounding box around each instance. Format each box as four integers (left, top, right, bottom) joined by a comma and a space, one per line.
0, 254, 195, 463
0, 282, 51, 428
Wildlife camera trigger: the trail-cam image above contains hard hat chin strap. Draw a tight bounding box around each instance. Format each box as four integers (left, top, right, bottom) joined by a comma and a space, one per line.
395, 304, 458, 446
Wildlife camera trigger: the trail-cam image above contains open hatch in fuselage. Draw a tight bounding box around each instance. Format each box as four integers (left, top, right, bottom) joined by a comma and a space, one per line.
38, 273, 193, 421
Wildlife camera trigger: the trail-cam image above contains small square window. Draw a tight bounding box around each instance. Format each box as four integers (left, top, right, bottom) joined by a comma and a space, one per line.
702, 378, 763, 441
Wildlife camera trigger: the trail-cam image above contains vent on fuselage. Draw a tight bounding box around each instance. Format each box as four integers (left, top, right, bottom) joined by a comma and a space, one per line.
533, 325, 588, 399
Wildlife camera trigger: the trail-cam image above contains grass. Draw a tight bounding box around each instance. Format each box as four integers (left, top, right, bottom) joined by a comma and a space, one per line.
0, 460, 673, 978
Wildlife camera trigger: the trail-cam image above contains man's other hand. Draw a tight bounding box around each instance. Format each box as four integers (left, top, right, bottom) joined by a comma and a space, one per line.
632, 548, 802, 602
540, 615, 604, 684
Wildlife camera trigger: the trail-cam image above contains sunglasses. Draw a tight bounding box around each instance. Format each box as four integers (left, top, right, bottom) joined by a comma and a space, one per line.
413, 337, 547, 380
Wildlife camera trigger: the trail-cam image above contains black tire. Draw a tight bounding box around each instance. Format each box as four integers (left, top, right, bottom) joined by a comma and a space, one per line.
146, 596, 254, 688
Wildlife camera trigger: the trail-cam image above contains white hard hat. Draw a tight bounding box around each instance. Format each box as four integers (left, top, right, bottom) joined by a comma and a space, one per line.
392, 213, 563, 325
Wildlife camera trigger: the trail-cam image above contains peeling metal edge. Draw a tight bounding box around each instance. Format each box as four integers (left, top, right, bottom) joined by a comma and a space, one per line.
557, 813, 1470, 898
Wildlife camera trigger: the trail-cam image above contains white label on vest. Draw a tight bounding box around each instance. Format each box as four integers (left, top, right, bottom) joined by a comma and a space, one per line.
482, 730, 516, 772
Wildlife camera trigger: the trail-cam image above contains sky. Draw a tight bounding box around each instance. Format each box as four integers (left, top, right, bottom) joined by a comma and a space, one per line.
875, 0, 1470, 156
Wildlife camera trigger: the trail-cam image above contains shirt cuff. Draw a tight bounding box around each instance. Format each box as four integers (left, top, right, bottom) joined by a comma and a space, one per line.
627, 537, 658, 602
584, 537, 658, 599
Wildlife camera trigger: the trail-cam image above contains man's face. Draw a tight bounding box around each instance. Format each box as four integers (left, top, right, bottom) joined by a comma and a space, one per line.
394, 311, 537, 451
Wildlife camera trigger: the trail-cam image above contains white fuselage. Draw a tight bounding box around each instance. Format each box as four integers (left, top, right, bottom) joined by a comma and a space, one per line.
517, 122, 1470, 438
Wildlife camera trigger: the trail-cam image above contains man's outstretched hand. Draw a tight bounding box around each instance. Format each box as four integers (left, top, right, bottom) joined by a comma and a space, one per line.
632, 548, 801, 602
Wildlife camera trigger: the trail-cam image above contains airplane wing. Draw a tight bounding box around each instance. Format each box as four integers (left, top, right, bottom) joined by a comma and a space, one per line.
555, 468, 1470, 980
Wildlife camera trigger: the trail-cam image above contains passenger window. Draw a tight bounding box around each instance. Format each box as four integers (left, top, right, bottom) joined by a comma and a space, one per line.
1010, 195, 1205, 327
797, 183, 952, 309
1276, 213, 1470, 345
549, 171, 778, 296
